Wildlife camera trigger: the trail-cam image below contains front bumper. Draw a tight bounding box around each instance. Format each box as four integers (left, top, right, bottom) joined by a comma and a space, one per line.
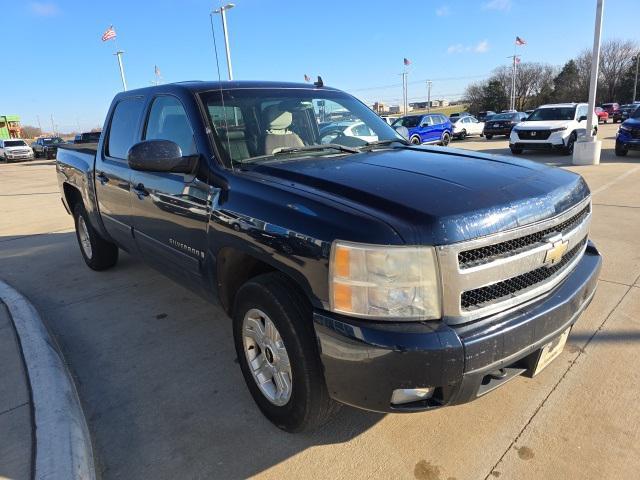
5, 152, 34, 161
313, 241, 601, 413
617, 133, 640, 150
484, 127, 513, 135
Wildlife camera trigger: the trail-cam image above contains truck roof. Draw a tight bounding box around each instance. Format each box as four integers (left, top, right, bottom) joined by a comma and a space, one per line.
115, 80, 341, 97
538, 103, 585, 108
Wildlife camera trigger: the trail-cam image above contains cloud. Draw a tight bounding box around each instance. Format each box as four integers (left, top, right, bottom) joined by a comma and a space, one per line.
435, 5, 451, 16
447, 40, 490, 54
474, 40, 489, 53
482, 0, 512, 11
29, 2, 60, 16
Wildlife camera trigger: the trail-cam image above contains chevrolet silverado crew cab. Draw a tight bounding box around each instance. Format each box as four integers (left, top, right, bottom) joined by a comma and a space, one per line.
56, 81, 601, 432
509, 103, 594, 155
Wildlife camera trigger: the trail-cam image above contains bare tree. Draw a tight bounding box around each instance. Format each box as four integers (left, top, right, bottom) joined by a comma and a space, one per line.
599, 39, 638, 102
491, 63, 556, 110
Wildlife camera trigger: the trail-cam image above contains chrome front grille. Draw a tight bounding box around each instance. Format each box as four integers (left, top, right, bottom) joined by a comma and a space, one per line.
437, 197, 592, 324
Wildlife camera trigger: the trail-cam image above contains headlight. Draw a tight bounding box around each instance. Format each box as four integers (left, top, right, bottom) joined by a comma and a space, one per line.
329, 241, 441, 320
549, 127, 567, 133
619, 125, 630, 132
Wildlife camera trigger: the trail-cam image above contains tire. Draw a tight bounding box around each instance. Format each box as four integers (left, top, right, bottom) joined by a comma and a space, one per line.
233, 272, 339, 432
73, 202, 118, 270
440, 132, 451, 146
458, 130, 467, 140
510, 146, 523, 155
615, 142, 628, 157
410, 135, 422, 145
485, 134, 493, 140
562, 132, 577, 156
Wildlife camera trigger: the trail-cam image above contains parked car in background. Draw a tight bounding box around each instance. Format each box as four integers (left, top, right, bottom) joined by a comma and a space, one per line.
483, 111, 528, 139
594, 107, 609, 124
615, 106, 640, 156
319, 122, 378, 144
509, 103, 593, 155
32, 136, 64, 159
525, 109, 535, 116
613, 104, 639, 123
392, 113, 452, 145
379, 115, 396, 126
0, 139, 34, 162
449, 111, 471, 121
74, 131, 102, 144
601, 103, 620, 118
476, 111, 496, 122
451, 115, 484, 139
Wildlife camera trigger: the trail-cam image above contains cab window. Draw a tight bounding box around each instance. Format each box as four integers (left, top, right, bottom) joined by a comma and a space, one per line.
144, 96, 196, 156
107, 97, 145, 159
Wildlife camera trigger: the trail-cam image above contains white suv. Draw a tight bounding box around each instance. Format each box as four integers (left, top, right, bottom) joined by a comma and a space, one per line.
509, 103, 594, 155
0, 138, 34, 162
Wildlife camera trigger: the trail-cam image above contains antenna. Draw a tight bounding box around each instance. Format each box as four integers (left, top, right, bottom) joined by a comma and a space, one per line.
314, 76, 324, 88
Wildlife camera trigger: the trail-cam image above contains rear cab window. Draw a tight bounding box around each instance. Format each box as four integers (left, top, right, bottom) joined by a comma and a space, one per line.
106, 97, 145, 159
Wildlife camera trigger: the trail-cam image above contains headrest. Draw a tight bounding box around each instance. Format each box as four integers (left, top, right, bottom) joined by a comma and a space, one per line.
218, 129, 245, 141
263, 105, 293, 131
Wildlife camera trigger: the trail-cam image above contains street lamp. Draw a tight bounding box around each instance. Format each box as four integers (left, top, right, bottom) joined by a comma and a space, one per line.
213, 3, 235, 80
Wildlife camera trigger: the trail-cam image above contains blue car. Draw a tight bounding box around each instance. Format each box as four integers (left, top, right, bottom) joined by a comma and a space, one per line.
615, 107, 640, 156
392, 113, 452, 146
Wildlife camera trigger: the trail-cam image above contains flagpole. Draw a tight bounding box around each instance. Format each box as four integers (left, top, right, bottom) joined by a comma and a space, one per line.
115, 51, 127, 91
511, 41, 516, 111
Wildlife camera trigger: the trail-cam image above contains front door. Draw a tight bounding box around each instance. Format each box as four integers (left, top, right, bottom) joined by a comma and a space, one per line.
95, 96, 145, 252
130, 95, 210, 277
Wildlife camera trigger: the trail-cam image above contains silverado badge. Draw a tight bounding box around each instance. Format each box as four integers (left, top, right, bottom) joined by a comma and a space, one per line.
544, 236, 569, 266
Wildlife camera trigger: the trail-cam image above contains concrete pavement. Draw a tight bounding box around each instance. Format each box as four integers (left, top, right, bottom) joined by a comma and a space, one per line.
1, 125, 639, 479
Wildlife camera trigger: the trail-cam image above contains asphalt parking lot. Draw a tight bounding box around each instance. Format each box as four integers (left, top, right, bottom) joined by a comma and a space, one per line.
1, 123, 639, 479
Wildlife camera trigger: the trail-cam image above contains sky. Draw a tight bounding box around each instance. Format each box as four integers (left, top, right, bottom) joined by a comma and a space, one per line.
3, 0, 640, 132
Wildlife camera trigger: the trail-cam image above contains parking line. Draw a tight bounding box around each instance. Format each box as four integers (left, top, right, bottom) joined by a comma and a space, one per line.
591, 167, 640, 196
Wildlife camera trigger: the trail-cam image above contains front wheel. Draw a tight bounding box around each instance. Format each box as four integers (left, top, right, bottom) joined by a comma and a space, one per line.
233, 272, 339, 432
73, 203, 118, 270
458, 130, 467, 140
440, 132, 451, 146
485, 134, 493, 140
615, 142, 628, 157
562, 132, 577, 156
510, 146, 523, 155
410, 135, 422, 145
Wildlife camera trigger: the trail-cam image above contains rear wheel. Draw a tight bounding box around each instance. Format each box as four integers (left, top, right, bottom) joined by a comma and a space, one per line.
233, 272, 339, 432
440, 132, 451, 146
73, 203, 118, 270
485, 134, 493, 140
410, 135, 422, 145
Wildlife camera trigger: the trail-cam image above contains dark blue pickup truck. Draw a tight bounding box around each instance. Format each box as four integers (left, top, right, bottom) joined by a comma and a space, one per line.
56, 81, 601, 432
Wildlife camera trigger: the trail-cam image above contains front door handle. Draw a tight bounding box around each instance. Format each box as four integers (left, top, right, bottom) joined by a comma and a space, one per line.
97, 172, 109, 185
133, 183, 149, 199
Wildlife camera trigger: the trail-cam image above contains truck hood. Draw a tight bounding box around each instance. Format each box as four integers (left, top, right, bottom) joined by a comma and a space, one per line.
250, 147, 590, 245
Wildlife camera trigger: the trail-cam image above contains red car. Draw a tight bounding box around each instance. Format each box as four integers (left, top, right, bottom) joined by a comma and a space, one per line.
595, 107, 609, 124
601, 102, 620, 118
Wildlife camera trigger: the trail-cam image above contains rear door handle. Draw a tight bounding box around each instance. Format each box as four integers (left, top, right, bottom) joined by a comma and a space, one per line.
97, 172, 109, 185
133, 183, 149, 199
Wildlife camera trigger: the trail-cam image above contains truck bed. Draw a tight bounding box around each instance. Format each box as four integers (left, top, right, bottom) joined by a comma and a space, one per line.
57, 143, 98, 156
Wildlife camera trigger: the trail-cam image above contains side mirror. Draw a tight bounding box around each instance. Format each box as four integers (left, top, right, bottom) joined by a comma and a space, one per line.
394, 126, 409, 140
127, 139, 197, 174
578, 115, 588, 122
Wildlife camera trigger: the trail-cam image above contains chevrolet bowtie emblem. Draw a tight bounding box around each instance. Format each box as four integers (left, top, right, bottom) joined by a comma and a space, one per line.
544, 236, 569, 266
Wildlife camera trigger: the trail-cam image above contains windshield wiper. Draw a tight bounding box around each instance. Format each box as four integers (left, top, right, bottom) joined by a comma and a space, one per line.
273, 144, 360, 155
359, 138, 410, 151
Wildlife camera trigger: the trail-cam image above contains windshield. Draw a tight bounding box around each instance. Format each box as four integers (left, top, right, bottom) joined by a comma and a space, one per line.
81, 132, 101, 142
4, 140, 27, 147
527, 107, 576, 121
43, 137, 63, 145
392, 116, 421, 128
491, 113, 516, 121
199, 88, 403, 165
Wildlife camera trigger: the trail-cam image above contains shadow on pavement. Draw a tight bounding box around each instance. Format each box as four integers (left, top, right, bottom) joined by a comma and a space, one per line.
0, 232, 384, 479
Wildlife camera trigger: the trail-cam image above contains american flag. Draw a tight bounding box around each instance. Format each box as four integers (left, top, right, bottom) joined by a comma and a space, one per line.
304, 74, 311, 82
102, 25, 116, 42
515, 36, 526, 46
515, 56, 521, 64
403, 58, 411, 66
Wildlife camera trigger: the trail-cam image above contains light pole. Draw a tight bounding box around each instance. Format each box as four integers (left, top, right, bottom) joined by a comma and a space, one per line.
426, 80, 432, 112
213, 3, 235, 80
633, 52, 639, 102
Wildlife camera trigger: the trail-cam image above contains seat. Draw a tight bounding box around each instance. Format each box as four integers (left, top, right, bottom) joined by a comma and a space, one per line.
263, 105, 304, 154
218, 129, 250, 163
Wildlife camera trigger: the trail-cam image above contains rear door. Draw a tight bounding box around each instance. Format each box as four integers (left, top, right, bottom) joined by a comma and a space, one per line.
130, 94, 210, 277
94, 96, 145, 252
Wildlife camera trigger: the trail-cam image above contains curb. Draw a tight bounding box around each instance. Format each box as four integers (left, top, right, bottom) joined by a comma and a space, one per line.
0, 280, 96, 480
